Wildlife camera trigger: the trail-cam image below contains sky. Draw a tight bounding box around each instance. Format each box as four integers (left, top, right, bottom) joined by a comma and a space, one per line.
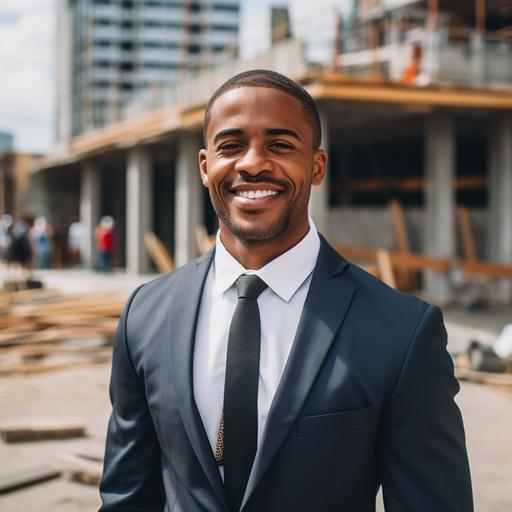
0, 0, 55, 154
0, 0, 287, 155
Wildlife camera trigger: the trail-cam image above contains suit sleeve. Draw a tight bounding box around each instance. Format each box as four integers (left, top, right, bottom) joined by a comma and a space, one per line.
99, 286, 165, 511
379, 305, 473, 511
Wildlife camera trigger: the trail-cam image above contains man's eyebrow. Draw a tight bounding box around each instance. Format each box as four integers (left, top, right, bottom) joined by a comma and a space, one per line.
265, 128, 301, 141
213, 128, 243, 145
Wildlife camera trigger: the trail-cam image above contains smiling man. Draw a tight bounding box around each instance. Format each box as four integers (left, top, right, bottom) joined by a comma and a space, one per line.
100, 70, 473, 512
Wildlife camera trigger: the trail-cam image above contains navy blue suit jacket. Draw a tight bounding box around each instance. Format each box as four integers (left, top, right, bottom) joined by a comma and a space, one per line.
100, 236, 473, 511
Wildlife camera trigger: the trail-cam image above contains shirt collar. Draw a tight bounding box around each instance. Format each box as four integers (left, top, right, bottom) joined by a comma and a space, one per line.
213, 219, 320, 302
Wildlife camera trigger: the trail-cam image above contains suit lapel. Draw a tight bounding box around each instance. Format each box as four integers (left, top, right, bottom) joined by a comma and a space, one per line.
242, 238, 356, 508
170, 249, 230, 510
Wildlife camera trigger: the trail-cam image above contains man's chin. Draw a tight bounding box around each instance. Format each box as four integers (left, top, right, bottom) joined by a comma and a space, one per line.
221, 216, 288, 243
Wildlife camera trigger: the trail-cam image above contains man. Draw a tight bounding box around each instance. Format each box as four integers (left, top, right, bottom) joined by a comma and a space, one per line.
100, 69, 473, 511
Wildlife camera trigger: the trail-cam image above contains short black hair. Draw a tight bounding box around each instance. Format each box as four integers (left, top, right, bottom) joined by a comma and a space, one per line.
203, 69, 321, 149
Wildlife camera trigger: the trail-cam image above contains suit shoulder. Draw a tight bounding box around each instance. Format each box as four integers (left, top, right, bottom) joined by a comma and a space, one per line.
129, 252, 213, 311
344, 258, 430, 319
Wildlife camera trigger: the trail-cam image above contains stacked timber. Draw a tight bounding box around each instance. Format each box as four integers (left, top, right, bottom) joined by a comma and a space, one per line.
0, 288, 124, 375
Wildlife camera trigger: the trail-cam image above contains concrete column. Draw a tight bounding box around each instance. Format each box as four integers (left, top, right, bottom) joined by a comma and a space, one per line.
175, 133, 203, 268
80, 161, 101, 269
309, 108, 330, 237
488, 116, 512, 300
126, 147, 153, 274
424, 114, 456, 303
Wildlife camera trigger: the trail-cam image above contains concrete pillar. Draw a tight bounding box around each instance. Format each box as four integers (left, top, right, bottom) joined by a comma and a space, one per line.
126, 147, 153, 274
309, 108, 330, 237
80, 161, 101, 269
488, 116, 512, 300
424, 113, 456, 303
175, 133, 203, 268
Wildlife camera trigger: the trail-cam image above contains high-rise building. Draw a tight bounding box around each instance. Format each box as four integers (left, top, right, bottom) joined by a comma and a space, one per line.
56, 0, 240, 140
0, 132, 14, 157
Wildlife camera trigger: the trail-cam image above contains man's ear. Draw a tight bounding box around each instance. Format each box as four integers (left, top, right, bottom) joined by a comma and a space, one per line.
198, 148, 208, 187
312, 148, 327, 186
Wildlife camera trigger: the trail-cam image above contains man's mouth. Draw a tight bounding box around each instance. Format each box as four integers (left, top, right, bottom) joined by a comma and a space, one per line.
234, 189, 279, 199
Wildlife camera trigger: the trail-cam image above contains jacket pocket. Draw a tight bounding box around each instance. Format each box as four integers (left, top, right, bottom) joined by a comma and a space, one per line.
296, 406, 374, 437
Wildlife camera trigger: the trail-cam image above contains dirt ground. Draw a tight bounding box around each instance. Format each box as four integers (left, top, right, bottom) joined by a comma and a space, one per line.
0, 359, 511, 510
0, 270, 511, 511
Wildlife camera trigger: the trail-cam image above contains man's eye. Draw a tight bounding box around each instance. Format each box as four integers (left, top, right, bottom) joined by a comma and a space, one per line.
218, 143, 243, 151
270, 142, 293, 150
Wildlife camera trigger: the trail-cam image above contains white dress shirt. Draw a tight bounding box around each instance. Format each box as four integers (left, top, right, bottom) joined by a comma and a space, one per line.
193, 221, 320, 474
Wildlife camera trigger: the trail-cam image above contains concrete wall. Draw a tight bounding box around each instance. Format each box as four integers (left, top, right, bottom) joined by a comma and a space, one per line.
328, 206, 488, 258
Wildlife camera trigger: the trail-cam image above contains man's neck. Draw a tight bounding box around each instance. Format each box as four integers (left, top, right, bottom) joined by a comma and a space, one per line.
218, 223, 310, 270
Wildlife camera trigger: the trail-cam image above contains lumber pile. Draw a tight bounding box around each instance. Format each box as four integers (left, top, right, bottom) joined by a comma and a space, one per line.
0, 288, 124, 375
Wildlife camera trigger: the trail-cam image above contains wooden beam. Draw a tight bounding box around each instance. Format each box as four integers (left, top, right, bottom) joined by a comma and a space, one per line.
0, 420, 86, 443
476, 0, 486, 37
335, 244, 512, 278
308, 82, 512, 110
330, 176, 487, 194
457, 205, 477, 261
0, 466, 61, 494
376, 250, 397, 289
144, 232, 174, 273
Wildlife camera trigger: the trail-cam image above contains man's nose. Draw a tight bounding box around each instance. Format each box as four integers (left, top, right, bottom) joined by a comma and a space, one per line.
234, 146, 274, 175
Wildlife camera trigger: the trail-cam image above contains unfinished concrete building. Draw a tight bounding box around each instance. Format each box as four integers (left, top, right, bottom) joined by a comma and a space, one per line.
56, 0, 241, 141
32, 0, 512, 304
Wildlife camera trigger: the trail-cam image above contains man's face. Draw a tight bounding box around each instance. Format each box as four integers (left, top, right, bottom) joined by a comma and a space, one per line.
199, 87, 326, 245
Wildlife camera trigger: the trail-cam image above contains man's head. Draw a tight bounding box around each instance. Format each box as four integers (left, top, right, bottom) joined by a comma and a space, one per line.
199, 69, 327, 262
203, 69, 322, 150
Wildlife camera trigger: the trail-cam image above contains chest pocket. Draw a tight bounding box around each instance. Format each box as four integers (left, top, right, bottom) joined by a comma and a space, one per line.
296, 406, 374, 436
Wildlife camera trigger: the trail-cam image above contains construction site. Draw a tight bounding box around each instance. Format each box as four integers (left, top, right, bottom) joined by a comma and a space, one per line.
1, 0, 512, 510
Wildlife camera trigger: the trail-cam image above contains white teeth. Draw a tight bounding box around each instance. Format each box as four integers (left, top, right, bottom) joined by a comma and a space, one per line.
236, 190, 278, 199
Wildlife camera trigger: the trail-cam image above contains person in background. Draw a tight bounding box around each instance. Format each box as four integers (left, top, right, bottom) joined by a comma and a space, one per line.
0, 214, 13, 262
7, 218, 32, 277
68, 220, 84, 267
31, 216, 53, 269
95, 216, 116, 272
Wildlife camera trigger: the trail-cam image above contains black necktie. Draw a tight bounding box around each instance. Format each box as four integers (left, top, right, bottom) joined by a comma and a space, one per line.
223, 274, 267, 511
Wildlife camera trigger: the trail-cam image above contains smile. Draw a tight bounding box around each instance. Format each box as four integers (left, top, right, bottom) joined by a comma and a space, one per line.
235, 190, 279, 199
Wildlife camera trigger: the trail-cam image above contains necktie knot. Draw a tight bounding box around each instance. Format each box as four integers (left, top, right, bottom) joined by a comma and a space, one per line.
235, 274, 267, 300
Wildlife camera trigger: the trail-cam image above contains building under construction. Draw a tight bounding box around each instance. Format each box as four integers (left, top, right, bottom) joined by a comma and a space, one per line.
27, 0, 512, 304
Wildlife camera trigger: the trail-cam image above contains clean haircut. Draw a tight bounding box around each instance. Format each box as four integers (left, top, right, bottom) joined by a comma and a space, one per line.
203, 69, 322, 150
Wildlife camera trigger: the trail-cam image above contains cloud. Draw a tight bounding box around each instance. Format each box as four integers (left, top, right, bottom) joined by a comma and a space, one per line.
0, 0, 55, 153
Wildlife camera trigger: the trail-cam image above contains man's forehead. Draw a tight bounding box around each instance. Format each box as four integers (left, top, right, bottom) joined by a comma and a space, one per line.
207, 86, 307, 132
210, 86, 302, 115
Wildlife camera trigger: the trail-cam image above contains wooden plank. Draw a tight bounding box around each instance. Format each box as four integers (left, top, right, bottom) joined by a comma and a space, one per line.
388, 199, 410, 252
59, 453, 103, 486
144, 232, 174, 273
456, 368, 512, 387
0, 465, 61, 494
388, 199, 416, 290
335, 245, 512, 278
0, 357, 111, 376
457, 205, 477, 261
0, 420, 86, 443
330, 176, 487, 194
376, 250, 397, 289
